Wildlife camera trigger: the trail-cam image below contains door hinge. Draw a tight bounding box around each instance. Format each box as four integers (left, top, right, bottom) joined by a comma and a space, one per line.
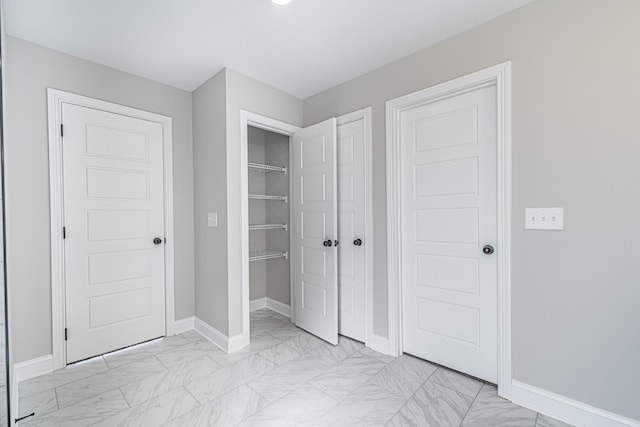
61, 124, 64, 138
63, 227, 66, 239
64, 328, 68, 341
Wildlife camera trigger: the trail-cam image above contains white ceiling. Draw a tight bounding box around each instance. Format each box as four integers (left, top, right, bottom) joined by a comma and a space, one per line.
5, 0, 533, 99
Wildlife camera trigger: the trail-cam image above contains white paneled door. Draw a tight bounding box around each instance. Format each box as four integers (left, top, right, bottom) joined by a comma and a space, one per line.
292, 118, 339, 345
63, 103, 166, 363
401, 85, 498, 382
337, 119, 366, 342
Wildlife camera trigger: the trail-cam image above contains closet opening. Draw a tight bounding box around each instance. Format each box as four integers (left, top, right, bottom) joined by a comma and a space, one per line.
239, 109, 373, 352
247, 125, 292, 318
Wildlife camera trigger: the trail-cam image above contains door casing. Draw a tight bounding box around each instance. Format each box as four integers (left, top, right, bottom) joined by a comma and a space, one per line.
239, 108, 373, 349
47, 89, 175, 370
386, 62, 513, 398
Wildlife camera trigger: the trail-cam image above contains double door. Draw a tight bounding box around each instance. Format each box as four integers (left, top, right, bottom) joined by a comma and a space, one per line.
291, 115, 368, 345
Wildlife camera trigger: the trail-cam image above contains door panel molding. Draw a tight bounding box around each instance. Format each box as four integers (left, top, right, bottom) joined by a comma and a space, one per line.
47, 89, 174, 370
386, 62, 512, 397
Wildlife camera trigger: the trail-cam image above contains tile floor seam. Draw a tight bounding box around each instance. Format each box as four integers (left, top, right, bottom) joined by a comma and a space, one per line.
53, 385, 60, 412
459, 384, 487, 426
244, 382, 271, 403
423, 374, 482, 403
356, 347, 392, 364
384, 395, 412, 427
118, 385, 133, 408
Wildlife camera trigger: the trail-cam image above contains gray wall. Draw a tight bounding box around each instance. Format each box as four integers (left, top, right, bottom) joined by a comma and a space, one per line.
192, 69, 229, 333
303, 0, 640, 419
248, 126, 267, 301
265, 131, 290, 306
5, 37, 195, 363
193, 68, 301, 336
225, 68, 302, 336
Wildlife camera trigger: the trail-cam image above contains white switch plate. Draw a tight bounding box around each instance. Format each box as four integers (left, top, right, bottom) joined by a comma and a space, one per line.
525, 208, 564, 230
207, 212, 218, 227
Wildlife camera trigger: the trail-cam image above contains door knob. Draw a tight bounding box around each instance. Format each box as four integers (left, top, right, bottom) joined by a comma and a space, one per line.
353, 239, 362, 246
153, 237, 163, 245
323, 239, 333, 247
334, 240, 340, 247
482, 245, 495, 255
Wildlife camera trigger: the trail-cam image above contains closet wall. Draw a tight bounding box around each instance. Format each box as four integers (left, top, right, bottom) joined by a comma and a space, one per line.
248, 126, 290, 308
248, 127, 267, 301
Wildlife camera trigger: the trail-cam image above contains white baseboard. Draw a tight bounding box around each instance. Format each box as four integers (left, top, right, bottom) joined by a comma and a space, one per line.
367, 333, 394, 357
228, 333, 249, 353
194, 317, 247, 354
266, 298, 291, 318
250, 297, 267, 312
250, 297, 290, 318
174, 316, 195, 334
14, 354, 54, 383
511, 380, 640, 427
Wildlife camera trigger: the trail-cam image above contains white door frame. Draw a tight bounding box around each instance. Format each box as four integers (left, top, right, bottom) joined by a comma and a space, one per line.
47, 89, 175, 370
386, 62, 513, 397
239, 108, 374, 347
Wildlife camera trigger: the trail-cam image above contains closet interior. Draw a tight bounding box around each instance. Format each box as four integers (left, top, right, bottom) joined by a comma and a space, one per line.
248, 126, 291, 313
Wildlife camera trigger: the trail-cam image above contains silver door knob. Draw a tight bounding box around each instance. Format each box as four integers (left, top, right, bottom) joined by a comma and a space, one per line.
353, 239, 362, 246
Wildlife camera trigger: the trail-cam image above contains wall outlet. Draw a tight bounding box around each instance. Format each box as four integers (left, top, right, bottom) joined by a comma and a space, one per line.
525, 208, 564, 230
207, 212, 218, 227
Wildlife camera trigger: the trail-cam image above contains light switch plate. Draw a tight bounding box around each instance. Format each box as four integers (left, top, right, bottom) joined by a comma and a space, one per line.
207, 212, 218, 227
525, 208, 564, 230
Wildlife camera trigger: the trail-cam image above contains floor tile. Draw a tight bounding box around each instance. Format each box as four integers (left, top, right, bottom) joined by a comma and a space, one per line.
315, 382, 407, 427
430, 367, 483, 398
370, 354, 437, 398
179, 330, 204, 342
359, 346, 397, 364
249, 316, 291, 335
258, 332, 324, 366
19, 356, 108, 397
56, 357, 166, 408
536, 413, 574, 427
247, 352, 332, 402
155, 339, 219, 368
249, 309, 277, 320
462, 384, 537, 426
164, 385, 267, 427
95, 387, 198, 427
120, 355, 220, 406
258, 337, 304, 366
185, 354, 275, 403
239, 383, 338, 427
15, 309, 548, 427
20, 389, 129, 427
18, 388, 58, 418
103, 335, 189, 369
388, 380, 473, 427
208, 334, 281, 367
305, 336, 364, 365
309, 352, 388, 400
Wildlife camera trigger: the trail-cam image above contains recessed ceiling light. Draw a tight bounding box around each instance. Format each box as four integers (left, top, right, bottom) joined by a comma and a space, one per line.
271, 0, 293, 5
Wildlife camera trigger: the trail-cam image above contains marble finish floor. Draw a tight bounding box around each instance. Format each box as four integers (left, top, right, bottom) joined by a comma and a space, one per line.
17, 309, 573, 426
